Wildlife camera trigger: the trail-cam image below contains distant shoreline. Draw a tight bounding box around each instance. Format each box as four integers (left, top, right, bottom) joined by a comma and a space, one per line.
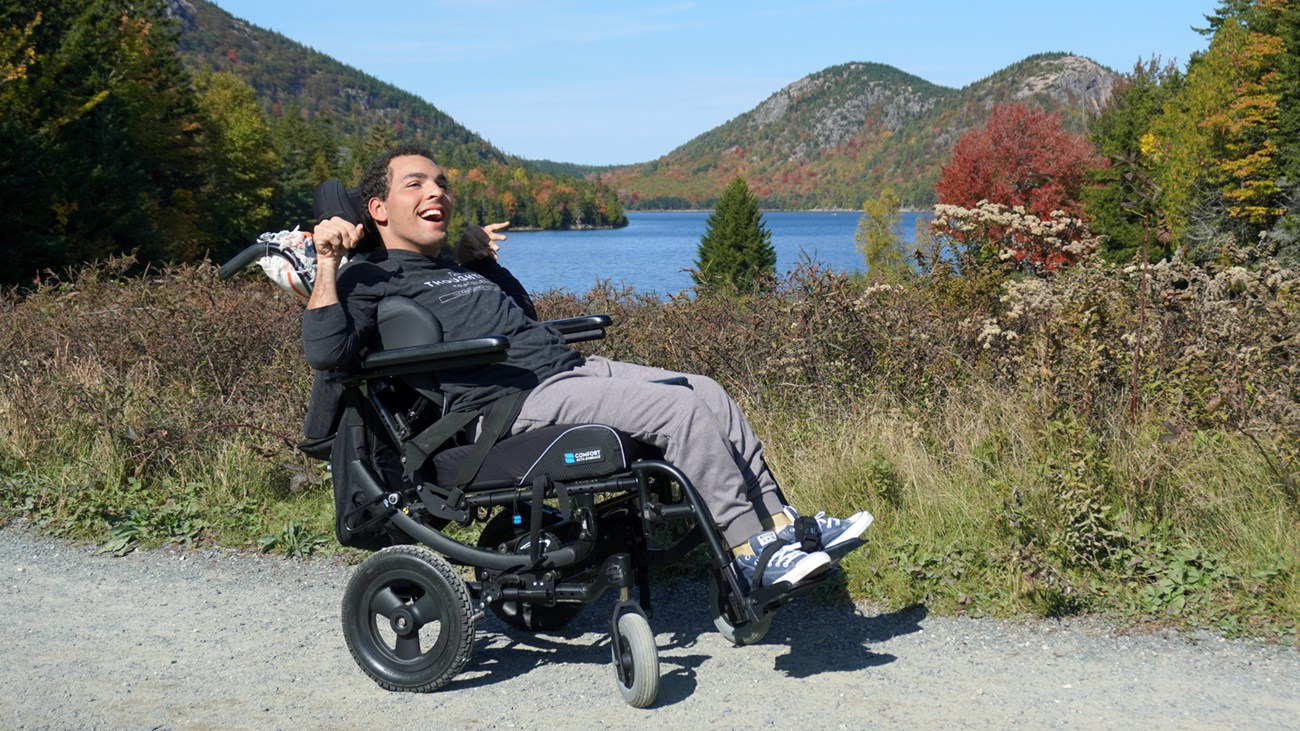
624, 208, 928, 214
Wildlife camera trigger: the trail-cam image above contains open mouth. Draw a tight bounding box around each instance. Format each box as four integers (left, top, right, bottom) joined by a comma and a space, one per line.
418, 206, 445, 223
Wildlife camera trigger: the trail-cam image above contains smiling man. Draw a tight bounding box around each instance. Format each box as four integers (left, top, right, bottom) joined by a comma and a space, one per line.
303, 144, 872, 589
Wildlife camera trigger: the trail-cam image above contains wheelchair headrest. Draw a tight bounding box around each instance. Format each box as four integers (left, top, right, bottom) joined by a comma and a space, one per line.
313, 179, 381, 254
313, 179, 365, 225
377, 297, 444, 350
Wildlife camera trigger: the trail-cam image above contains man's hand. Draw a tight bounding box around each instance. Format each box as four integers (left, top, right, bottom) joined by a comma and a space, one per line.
455, 221, 510, 264
307, 216, 365, 309
314, 216, 366, 262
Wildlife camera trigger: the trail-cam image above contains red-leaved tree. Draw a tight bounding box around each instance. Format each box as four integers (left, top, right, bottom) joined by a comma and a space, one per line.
937, 103, 1102, 217
933, 103, 1105, 271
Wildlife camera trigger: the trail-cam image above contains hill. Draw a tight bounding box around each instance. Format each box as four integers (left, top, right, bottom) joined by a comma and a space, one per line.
168, 0, 1117, 215
596, 53, 1119, 210
165, 0, 626, 230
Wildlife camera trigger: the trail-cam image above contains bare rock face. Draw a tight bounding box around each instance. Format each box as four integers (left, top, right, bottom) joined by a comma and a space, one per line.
162, 0, 199, 33
747, 63, 947, 161
1011, 55, 1117, 114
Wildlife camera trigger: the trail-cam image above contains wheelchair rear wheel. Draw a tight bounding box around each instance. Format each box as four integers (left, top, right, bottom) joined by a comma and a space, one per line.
476, 509, 585, 631
341, 545, 476, 692
611, 611, 659, 708
707, 573, 774, 646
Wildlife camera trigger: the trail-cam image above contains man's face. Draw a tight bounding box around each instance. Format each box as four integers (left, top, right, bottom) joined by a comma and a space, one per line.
368, 154, 455, 253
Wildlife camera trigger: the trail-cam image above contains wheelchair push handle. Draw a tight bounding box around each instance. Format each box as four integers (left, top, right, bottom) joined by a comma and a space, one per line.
218, 229, 318, 299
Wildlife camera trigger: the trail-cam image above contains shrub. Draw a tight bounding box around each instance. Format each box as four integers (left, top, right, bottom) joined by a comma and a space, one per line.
1, 250, 1295, 636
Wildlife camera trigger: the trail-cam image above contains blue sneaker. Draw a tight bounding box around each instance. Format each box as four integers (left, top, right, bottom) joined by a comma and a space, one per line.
732, 530, 832, 589
778, 507, 873, 561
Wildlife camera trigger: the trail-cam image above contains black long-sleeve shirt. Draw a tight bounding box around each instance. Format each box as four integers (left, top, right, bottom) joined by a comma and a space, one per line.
300, 250, 582, 439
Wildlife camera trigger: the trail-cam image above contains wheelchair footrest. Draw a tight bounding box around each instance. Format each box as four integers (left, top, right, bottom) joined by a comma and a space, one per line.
747, 566, 837, 612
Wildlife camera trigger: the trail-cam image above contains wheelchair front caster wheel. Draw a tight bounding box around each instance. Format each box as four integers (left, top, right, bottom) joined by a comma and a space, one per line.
341, 546, 477, 692
708, 573, 774, 646
611, 612, 659, 708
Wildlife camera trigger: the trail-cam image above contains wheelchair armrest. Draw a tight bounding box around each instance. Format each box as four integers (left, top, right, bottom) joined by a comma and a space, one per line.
327, 336, 510, 384
543, 314, 612, 344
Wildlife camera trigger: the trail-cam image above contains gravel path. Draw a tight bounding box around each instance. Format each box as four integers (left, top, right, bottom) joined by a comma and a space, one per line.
2, 524, 1297, 730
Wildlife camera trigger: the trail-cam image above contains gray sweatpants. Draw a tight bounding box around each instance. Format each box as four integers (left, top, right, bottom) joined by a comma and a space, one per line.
513, 356, 786, 546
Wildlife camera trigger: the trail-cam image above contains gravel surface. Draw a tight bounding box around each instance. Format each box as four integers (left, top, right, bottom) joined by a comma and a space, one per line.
3, 524, 1298, 730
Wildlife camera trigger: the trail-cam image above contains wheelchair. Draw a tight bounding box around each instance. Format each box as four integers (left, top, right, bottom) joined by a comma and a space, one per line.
220, 183, 840, 708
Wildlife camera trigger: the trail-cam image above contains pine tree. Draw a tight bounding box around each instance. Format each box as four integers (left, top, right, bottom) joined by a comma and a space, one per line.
693, 177, 775, 292
1081, 59, 1183, 263
0, 0, 205, 281
1144, 11, 1287, 256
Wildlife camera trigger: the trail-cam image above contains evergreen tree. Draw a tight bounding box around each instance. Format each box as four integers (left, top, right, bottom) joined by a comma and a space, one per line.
268, 101, 345, 227
0, 0, 205, 281
693, 177, 775, 292
1144, 14, 1285, 258
1081, 59, 1183, 263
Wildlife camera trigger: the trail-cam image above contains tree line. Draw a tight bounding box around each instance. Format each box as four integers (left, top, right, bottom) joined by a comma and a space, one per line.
0, 0, 626, 286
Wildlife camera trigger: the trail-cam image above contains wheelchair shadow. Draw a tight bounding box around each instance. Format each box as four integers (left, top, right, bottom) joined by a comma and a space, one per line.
449, 576, 927, 706
765, 581, 925, 679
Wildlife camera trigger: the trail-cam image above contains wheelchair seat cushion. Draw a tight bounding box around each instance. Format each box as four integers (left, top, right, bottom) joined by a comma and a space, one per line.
433, 424, 648, 486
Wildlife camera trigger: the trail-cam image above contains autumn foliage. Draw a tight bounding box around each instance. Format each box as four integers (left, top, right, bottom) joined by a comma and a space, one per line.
936, 103, 1102, 218
934, 104, 1104, 271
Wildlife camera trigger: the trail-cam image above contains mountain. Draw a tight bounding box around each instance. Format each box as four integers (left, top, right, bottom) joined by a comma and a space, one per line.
165, 0, 626, 231
167, 0, 1118, 214
595, 53, 1119, 210
167, 0, 502, 167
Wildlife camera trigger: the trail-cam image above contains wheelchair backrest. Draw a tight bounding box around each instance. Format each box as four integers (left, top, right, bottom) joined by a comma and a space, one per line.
377, 297, 444, 349
375, 297, 446, 409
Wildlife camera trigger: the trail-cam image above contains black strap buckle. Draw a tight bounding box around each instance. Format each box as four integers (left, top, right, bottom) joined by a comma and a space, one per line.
792, 515, 822, 553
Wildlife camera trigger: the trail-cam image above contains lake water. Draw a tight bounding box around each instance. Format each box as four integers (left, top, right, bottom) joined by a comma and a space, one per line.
500, 210, 929, 296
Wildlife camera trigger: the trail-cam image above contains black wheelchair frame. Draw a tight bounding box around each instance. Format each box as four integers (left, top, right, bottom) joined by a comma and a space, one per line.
319, 298, 830, 707
216, 179, 837, 707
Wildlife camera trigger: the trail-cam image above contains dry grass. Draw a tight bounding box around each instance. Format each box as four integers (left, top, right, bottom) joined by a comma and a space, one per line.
1, 252, 1296, 636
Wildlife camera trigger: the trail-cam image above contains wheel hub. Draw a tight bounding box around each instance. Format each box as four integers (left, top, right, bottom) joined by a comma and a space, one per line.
389, 607, 419, 636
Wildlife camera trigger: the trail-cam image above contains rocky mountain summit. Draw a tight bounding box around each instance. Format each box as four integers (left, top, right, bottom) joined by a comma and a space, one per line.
598, 53, 1120, 209
1009, 54, 1118, 114
163, 0, 1120, 211
746, 63, 951, 159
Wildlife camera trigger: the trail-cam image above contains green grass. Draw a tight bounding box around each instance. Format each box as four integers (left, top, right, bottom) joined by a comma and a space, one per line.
1, 255, 1295, 641
757, 387, 1298, 635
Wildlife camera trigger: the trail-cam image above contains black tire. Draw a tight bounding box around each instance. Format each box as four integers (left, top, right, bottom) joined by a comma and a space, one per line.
341, 545, 476, 692
611, 612, 659, 708
476, 509, 584, 632
707, 573, 773, 646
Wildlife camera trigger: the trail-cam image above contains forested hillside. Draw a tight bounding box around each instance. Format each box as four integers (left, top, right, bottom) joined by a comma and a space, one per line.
599, 54, 1118, 210
0, 0, 626, 285
165, 0, 628, 236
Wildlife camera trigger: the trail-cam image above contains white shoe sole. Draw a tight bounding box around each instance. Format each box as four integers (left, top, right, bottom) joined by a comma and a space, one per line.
767, 550, 832, 586
824, 511, 874, 549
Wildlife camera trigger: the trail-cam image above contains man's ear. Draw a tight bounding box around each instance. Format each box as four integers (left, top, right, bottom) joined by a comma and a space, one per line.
367, 197, 388, 226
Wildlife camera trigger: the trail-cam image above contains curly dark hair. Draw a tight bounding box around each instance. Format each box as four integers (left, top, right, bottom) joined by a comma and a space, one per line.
358, 143, 438, 211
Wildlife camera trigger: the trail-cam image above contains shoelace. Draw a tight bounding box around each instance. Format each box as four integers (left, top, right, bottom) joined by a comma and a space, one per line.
765, 543, 809, 569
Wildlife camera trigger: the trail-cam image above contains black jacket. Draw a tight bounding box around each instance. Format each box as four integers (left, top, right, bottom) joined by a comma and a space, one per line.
300, 250, 581, 440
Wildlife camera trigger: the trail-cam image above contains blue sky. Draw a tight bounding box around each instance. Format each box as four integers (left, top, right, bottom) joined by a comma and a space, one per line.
206, 0, 1216, 166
